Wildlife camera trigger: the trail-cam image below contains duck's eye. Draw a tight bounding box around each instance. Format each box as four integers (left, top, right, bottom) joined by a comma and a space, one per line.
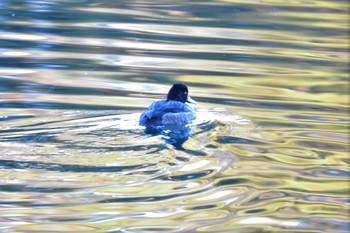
184, 91, 187, 95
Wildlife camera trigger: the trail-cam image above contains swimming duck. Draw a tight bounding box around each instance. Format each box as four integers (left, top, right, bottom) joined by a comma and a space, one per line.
139, 83, 197, 127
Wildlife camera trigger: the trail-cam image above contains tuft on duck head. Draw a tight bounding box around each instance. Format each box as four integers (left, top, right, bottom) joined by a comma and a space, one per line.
166, 83, 196, 104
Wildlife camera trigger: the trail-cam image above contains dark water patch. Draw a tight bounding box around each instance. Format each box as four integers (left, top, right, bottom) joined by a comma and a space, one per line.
0, 184, 77, 193
286, 114, 349, 123
244, 208, 267, 214
162, 170, 213, 181
0, 159, 155, 173
258, 121, 323, 129
297, 140, 349, 152
0, 200, 33, 206
0, 114, 35, 122
306, 168, 350, 178
57, 144, 161, 153
154, 2, 348, 16
310, 84, 349, 94
47, 216, 93, 222
216, 136, 265, 145
175, 156, 189, 162
216, 178, 249, 186
181, 149, 207, 156
0, 132, 61, 143
98, 186, 210, 204
0, 123, 82, 135
186, 204, 219, 210
0, 101, 141, 110
206, 144, 218, 149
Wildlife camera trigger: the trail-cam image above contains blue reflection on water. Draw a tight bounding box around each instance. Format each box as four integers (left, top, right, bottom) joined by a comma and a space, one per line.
144, 125, 192, 149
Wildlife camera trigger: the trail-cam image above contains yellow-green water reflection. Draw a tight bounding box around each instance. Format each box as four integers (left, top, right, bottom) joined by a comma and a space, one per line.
0, 0, 348, 232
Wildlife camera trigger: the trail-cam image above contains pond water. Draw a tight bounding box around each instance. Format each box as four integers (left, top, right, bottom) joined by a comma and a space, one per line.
0, 0, 349, 232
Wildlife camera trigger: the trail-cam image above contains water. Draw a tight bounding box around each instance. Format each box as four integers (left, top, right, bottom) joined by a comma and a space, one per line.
0, 0, 349, 232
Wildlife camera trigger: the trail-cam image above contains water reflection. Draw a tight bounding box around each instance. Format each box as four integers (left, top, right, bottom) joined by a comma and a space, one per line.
0, 0, 349, 232
144, 125, 192, 149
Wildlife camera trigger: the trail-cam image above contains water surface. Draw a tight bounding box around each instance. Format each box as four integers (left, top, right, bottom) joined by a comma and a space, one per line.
0, 0, 349, 232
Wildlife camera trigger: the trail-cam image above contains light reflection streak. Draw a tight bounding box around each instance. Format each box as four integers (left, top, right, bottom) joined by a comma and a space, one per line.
0, 69, 36, 75
179, 160, 210, 172
239, 217, 300, 227
0, 32, 47, 41
197, 190, 237, 201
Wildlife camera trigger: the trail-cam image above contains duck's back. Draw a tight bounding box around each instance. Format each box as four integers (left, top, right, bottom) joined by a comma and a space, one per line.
139, 100, 196, 127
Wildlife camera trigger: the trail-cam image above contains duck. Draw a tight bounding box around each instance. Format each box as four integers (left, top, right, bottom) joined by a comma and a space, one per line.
139, 83, 197, 127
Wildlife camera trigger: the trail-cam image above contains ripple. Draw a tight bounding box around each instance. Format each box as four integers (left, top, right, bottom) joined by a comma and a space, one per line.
0, 0, 348, 232
297, 140, 349, 152
0, 159, 155, 173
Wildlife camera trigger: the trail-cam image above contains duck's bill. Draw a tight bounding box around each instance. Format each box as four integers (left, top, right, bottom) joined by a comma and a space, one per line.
186, 96, 197, 104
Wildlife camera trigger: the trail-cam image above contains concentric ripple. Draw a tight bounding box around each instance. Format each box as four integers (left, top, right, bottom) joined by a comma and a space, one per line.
0, 0, 348, 232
